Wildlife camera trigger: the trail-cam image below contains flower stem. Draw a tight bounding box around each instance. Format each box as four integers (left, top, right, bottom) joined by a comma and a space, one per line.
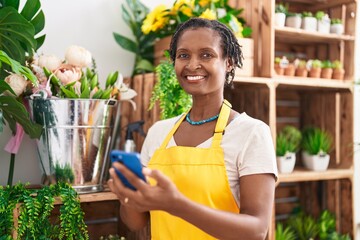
7, 153, 15, 186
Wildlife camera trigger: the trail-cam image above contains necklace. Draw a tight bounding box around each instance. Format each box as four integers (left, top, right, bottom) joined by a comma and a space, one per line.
186, 112, 219, 125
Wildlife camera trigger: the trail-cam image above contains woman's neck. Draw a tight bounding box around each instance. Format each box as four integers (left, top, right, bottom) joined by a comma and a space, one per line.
190, 97, 223, 120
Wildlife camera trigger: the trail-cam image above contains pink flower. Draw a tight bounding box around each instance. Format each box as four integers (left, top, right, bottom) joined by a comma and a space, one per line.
65, 45, 92, 68
55, 64, 82, 85
38, 54, 62, 71
4, 73, 28, 96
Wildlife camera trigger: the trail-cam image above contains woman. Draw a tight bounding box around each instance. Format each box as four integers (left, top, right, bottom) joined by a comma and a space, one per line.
109, 18, 277, 240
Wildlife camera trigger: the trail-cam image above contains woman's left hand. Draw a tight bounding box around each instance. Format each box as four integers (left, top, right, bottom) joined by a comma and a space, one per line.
109, 162, 183, 213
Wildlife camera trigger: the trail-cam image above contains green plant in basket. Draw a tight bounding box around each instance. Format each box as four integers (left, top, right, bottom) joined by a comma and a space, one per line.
301, 127, 332, 155
276, 126, 302, 156
149, 52, 192, 120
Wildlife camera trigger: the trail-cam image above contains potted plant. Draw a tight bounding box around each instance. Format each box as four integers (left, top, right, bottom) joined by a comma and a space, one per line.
316, 11, 330, 34
275, 3, 288, 27
295, 59, 308, 77
284, 62, 296, 76
330, 18, 344, 35
285, 12, 302, 29
149, 56, 192, 120
309, 59, 322, 78
276, 126, 302, 174
301, 127, 332, 171
301, 11, 317, 32
274, 56, 289, 75
320, 60, 333, 79
332, 60, 345, 80
0, 182, 89, 239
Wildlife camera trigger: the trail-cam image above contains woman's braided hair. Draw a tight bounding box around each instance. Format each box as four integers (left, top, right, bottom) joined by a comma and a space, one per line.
169, 17, 244, 85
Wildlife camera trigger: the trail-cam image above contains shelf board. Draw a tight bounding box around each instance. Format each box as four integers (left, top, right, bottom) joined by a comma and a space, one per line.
278, 167, 353, 183
275, 26, 355, 44
54, 190, 118, 205
233, 76, 354, 91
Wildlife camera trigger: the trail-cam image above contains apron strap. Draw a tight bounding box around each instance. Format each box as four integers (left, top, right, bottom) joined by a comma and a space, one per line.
211, 100, 232, 148
159, 110, 189, 149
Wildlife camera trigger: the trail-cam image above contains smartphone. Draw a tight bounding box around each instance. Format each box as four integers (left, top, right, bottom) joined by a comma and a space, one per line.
110, 150, 146, 190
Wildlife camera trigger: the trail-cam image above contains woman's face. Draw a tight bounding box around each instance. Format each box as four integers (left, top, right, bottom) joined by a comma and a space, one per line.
174, 28, 230, 98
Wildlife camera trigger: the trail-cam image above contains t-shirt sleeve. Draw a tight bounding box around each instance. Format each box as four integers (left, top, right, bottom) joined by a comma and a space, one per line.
238, 122, 278, 180
140, 126, 154, 167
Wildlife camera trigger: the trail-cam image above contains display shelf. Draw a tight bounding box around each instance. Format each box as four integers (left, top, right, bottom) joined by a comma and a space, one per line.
53, 190, 118, 205
278, 167, 353, 183
275, 26, 355, 44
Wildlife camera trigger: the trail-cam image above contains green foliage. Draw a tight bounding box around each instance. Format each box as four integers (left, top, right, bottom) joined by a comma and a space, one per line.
331, 18, 342, 24
0, 182, 89, 240
149, 57, 192, 120
302, 11, 313, 18
297, 60, 307, 68
287, 211, 319, 240
315, 11, 326, 20
113, 0, 155, 76
275, 3, 288, 14
99, 235, 126, 240
0, 0, 45, 77
55, 163, 75, 184
276, 126, 302, 156
332, 60, 343, 70
302, 127, 333, 155
0, 50, 42, 138
275, 223, 296, 240
318, 210, 336, 240
322, 60, 333, 69
312, 59, 322, 69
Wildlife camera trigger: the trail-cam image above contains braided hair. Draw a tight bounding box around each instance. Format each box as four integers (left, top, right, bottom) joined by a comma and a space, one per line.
169, 18, 244, 85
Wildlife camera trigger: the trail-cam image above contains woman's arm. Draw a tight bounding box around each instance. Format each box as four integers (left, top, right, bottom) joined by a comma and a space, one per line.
113, 163, 276, 240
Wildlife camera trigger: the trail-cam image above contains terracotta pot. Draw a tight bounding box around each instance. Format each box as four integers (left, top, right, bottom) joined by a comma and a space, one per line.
295, 68, 308, 77
309, 68, 321, 78
274, 64, 284, 75
332, 69, 345, 80
320, 68, 333, 79
284, 64, 295, 76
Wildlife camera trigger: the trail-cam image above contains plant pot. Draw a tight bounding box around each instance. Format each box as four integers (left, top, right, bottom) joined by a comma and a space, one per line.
302, 17, 317, 32
332, 68, 345, 80
317, 19, 330, 34
295, 67, 308, 77
284, 64, 295, 76
330, 23, 344, 35
285, 15, 302, 29
309, 68, 321, 78
320, 68, 333, 79
275, 13, 286, 27
274, 64, 284, 75
28, 98, 119, 193
276, 152, 296, 174
302, 152, 330, 171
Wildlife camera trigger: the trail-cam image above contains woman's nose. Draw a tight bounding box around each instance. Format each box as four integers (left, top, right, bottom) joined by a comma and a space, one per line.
185, 58, 201, 70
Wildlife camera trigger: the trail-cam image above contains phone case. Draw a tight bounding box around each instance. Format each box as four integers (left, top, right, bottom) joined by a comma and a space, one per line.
110, 150, 146, 190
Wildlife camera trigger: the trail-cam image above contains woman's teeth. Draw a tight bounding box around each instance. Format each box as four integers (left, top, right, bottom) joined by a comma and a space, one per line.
187, 75, 205, 81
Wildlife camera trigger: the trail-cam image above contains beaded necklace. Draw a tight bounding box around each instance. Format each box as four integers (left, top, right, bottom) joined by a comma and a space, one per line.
185, 112, 219, 125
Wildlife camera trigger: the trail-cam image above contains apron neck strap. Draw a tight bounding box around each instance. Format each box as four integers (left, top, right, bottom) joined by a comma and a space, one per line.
159, 100, 232, 149
211, 100, 232, 148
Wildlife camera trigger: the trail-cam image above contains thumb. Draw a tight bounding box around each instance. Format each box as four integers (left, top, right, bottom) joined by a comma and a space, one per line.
143, 168, 170, 188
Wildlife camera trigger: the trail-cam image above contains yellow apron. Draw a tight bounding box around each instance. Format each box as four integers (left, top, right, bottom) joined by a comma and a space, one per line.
148, 100, 239, 240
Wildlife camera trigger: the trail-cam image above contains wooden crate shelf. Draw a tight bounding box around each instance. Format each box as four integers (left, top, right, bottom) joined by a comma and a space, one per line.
53, 190, 118, 205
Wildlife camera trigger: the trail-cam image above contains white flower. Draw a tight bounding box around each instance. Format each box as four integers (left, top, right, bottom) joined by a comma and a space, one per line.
120, 88, 137, 100
65, 45, 92, 68
38, 54, 62, 71
55, 64, 82, 85
4, 74, 28, 96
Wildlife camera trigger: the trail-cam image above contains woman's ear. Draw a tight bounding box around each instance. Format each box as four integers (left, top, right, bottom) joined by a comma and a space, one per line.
226, 58, 234, 72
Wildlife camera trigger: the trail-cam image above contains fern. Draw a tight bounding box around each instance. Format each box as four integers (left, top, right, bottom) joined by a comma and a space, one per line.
302, 127, 332, 155
275, 223, 296, 240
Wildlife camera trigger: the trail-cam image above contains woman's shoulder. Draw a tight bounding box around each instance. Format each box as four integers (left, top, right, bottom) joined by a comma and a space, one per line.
148, 115, 183, 136
230, 112, 269, 131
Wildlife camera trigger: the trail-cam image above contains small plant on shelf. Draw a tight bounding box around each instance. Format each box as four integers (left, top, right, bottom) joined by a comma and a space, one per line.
285, 12, 302, 29
309, 59, 322, 78
301, 127, 332, 171
302, 11, 317, 32
295, 59, 308, 77
330, 18, 344, 35
275, 3, 288, 27
315, 11, 330, 34
320, 60, 333, 79
332, 60, 345, 80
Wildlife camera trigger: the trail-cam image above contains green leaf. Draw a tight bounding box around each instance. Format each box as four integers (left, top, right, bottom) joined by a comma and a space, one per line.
101, 88, 113, 99
134, 59, 154, 72
0, 7, 37, 64
30, 9, 45, 35
0, 80, 16, 95
113, 33, 137, 53
0, 96, 42, 138
91, 89, 103, 99
20, 0, 41, 22
35, 34, 46, 49
60, 86, 78, 98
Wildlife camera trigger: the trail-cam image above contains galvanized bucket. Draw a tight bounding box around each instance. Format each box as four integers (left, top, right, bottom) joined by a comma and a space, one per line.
28, 98, 118, 193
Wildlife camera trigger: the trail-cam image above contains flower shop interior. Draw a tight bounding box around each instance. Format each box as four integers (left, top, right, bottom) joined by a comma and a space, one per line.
0, 0, 360, 239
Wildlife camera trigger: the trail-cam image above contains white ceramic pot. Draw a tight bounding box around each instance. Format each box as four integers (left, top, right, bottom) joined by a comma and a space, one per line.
302, 152, 330, 171
317, 19, 330, 34
277, 152, 296, 174
330, 24, 344, 35
275, 13, 286, 27
302, 17, 317, 32
285, 16, 302, 29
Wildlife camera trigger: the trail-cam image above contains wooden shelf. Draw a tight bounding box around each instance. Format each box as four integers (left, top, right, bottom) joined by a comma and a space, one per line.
233, 76, 354, 91
275, 27, 355, 44
54, 190, 118, 205
278, 168, 353, 183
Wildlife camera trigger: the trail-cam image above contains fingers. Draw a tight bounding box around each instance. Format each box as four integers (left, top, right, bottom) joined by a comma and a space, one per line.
143, 168, 171, 189
113, 162, 148, 191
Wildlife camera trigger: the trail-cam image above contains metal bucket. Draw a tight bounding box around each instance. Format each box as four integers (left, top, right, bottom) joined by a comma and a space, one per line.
28, 98, 118, 193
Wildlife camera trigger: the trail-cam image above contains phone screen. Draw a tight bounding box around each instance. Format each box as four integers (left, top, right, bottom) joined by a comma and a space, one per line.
110, 150, 146, 190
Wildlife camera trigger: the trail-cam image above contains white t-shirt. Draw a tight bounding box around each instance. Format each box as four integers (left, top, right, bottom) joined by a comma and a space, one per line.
141, 112, 278, 207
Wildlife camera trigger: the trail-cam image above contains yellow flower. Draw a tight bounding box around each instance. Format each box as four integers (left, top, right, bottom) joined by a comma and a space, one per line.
141, 5, 169, 34
171, 0, 193, 17
229, 15, 244, 38
199, 9, 217, 20
199, 0, 211, 7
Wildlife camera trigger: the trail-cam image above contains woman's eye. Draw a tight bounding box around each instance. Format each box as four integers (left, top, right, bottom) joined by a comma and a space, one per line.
177, 53, 188, 59
202, 53, 212, 58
